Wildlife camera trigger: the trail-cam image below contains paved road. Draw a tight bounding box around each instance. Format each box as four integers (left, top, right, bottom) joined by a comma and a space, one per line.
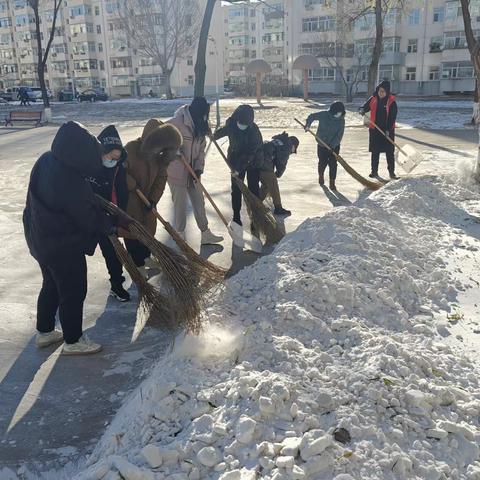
0, 121, 476, 475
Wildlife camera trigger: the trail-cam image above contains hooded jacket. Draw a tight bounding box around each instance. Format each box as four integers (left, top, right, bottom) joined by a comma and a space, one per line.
260, 132, 293, 177
213, 110, 263, 173
305, 110, 345, 149
123, 119, 182, 236
23, 121, 113, 263
166, 105, 207, 187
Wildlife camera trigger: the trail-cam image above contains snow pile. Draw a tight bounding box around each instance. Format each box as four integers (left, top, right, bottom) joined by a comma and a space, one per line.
74, 176, 480, 480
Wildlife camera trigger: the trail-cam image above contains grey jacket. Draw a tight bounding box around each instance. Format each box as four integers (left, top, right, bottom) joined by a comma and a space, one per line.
305, 110, 345, 149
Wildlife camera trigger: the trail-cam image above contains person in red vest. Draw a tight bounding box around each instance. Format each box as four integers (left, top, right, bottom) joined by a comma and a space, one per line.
359, 80, 399, 180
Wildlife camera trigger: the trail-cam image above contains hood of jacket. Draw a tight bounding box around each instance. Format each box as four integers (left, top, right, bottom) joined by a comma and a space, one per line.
51, 121, 102, 176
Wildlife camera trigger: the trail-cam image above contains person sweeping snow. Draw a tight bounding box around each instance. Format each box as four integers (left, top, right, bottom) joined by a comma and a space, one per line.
122, 119, 182, 276
85, 125, 130, 302
166, 97, 223, 245
259, 132, 299, 216
213, 104, 263, 227
359, 80, 399, 180
305, 101, 346, 191
23, 121, 131, 355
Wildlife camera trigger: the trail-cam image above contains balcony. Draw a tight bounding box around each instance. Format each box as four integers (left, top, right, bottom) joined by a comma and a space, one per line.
110, 66, 132, 76
380, 52, 405, 65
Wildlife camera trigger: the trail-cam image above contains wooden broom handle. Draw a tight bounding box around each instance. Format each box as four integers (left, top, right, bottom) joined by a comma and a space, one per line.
135, 188, 171, 229
179, 156, 230, 228
367, 118, 407, 157
294, 118, 339, 158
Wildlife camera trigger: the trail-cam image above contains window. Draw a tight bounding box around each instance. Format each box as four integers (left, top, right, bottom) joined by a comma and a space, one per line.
305, 0, 325, 5
430, 36, 443, 52
355, 38, 374, 58
187, 56, 193, 66
0, 2, 7, 12
433, 7, 444, 22
251, 23, 255, 31
384, 9, 399, 27
111, 57, 132, 68
302, 16, 335, 32
429, 66, 440, 80
98, 42, 103, 52
0, 17, 12, 27
308, 67, 335, 81
408, 9, 420, 25
187, 75, 194, 85
379, 65, 395, 81
444, 31, 468, 49
383, 37, 400, 53
406, 67, 416, 81
446, 1, 462, 20
407, 39, 418, 53
99, 60, 104, 70
105, 2, 119, 14
70, 5, 92, 17
112, 75, 129, 86
70, 23, 94, 35
95, 6, 99, 15
14, 0, 26, 9
15, 14, 36, 26
442, 61, 474, 78
96, 25, 101, 34
52, 43, 67, 54
229, 7, 248, 18
355, 12, 375, 31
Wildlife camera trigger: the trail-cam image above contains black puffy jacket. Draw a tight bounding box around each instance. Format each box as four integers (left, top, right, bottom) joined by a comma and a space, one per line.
85, 162, 128, 211
23, 121, 114, 263
260, 132, 292, 177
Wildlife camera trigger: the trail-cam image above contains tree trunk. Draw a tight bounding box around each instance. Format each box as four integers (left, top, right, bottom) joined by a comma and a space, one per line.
32, 6, 50, 108
165, 72, 173, 99
256, 72, 262, 104
194, 0, 215, 98
460, 0, 480, 101
367, 0, 383, 96
303, 70, 309, 101
346, 85, 353, 103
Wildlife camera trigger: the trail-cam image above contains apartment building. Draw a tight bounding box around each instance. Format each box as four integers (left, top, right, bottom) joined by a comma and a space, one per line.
0, 0, 224, 97
223, 0, 479, 96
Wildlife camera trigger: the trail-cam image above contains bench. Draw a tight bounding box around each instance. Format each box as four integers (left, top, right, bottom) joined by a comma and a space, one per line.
5, 110, 43, 127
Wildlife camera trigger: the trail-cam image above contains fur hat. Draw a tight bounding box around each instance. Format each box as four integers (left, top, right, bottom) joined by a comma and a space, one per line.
141, 123, 182, 169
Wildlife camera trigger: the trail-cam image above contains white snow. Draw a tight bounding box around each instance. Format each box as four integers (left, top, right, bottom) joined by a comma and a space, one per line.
68, 167, 480, 480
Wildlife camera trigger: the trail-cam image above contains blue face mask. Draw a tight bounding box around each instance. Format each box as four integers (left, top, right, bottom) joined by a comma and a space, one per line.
102, 159, 118, 168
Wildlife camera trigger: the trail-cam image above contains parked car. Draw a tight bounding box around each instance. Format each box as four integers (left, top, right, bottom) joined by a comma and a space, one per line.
58, 89, 76, 102
78, 89, 108, 102
0, 90, 13, 102
31, 87, 53, 100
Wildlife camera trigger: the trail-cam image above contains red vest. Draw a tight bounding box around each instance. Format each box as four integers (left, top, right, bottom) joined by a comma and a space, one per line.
369, 94, 396, 130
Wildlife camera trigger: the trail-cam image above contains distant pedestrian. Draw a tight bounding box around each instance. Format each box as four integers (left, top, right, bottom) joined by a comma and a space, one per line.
214, 105, 263, 227
23, 122, 131, 355
123, 119, 182, 276
305, 101, 346, 191
85, 125, 130, 302
19, 88, 30, 106
259, 132, 299, 216
359, 80, 399, 179
167, 97, 223, 244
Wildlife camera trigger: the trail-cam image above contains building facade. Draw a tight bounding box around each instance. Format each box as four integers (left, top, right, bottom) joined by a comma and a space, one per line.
223, 0, 480, 96
0, 0, 224, 98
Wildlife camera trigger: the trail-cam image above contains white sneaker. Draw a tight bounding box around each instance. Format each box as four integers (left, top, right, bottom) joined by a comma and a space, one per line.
62, 335, 102, 355
201, 229, 224, 245
36, 329, 63, 348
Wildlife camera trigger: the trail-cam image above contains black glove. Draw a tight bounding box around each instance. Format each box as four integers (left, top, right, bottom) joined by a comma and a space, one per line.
194, 169, 203, 179
358, 108, 365, 116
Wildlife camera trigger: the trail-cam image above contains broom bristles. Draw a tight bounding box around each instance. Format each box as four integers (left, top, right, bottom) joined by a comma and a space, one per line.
232, 176, 285, 244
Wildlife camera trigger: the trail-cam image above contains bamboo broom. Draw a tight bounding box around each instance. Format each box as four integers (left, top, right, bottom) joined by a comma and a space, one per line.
95, 195, 203, 335
135, 188, 226, 289
294, 118, 382, 191
211, 137, 285, 244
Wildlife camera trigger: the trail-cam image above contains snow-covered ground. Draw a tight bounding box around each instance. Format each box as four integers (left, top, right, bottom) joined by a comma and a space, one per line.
22, 167, 477, 480
0, 96, 472, 130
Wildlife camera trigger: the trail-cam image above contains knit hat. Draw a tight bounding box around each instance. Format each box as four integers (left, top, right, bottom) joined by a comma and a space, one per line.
98, 125, 124, 153
376, 80, 391, 95
329, 101, 346, 117
234, 104, 255, 126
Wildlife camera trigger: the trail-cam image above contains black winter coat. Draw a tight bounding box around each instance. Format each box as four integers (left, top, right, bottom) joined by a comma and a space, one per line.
85, 162, 128, 211
260, 132, 292, 177
361, 95, 398, 153
23, 121, 114, 264
214, 117, 263, 173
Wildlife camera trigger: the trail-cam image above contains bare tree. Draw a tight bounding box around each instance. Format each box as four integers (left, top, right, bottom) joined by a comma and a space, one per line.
27, 0, 62, 108
367, 0, 383, 96
460, 0, 480, 101
118, 0, 200, 99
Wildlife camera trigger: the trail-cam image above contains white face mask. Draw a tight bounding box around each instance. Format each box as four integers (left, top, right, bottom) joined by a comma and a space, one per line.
334, 112, 343, 119
237, 122, 248, 131
102, 159, 118, 168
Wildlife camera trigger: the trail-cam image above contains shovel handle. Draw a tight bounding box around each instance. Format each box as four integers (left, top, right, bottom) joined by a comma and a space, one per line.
365, 116, 408, 157
179, 156, 230, 228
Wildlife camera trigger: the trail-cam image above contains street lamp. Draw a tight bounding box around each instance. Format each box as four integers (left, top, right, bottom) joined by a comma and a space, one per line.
208, 35, 221, 129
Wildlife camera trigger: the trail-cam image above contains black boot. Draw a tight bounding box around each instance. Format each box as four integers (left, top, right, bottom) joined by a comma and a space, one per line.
232, 212, 242, 226
389, 172, 399, 180
110, 281, 130, 302
369, 172, 378, 178
274, 206, 291, 217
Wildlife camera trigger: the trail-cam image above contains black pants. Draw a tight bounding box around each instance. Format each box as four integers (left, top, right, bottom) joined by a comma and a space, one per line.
125, 238, 151, 267
371, 149, 395, 175
37, 254, 87, 344
231, 168, 260, 220
98, 236, 124, 284
318, 145, 339, 181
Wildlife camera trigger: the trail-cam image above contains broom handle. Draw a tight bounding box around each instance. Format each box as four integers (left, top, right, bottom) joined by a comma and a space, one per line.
210, 136, 239, 177
366, 117, 408, 157
179, 156, 230, 228
135, 188, 173, 230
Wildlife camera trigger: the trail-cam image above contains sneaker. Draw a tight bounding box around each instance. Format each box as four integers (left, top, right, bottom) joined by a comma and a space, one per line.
389, 173, 400, 180
62, 335, 102, 355
110, 282, 130, 302
368, 172, 378, 178
201, 228, 224, 245
274, 206, 291, 217
36, 329, 63, 348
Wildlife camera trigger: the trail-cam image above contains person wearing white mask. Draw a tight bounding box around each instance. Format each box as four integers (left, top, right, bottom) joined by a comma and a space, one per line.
167, 97, 223, 244
305, 101, 346, 191
214, 104, 263, 227
85, 125, 131, 301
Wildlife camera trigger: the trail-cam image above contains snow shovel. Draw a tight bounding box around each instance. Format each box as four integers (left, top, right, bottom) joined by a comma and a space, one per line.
295, 118, 382, 191
366, 118, 424, 174
180, 156, 263, 253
